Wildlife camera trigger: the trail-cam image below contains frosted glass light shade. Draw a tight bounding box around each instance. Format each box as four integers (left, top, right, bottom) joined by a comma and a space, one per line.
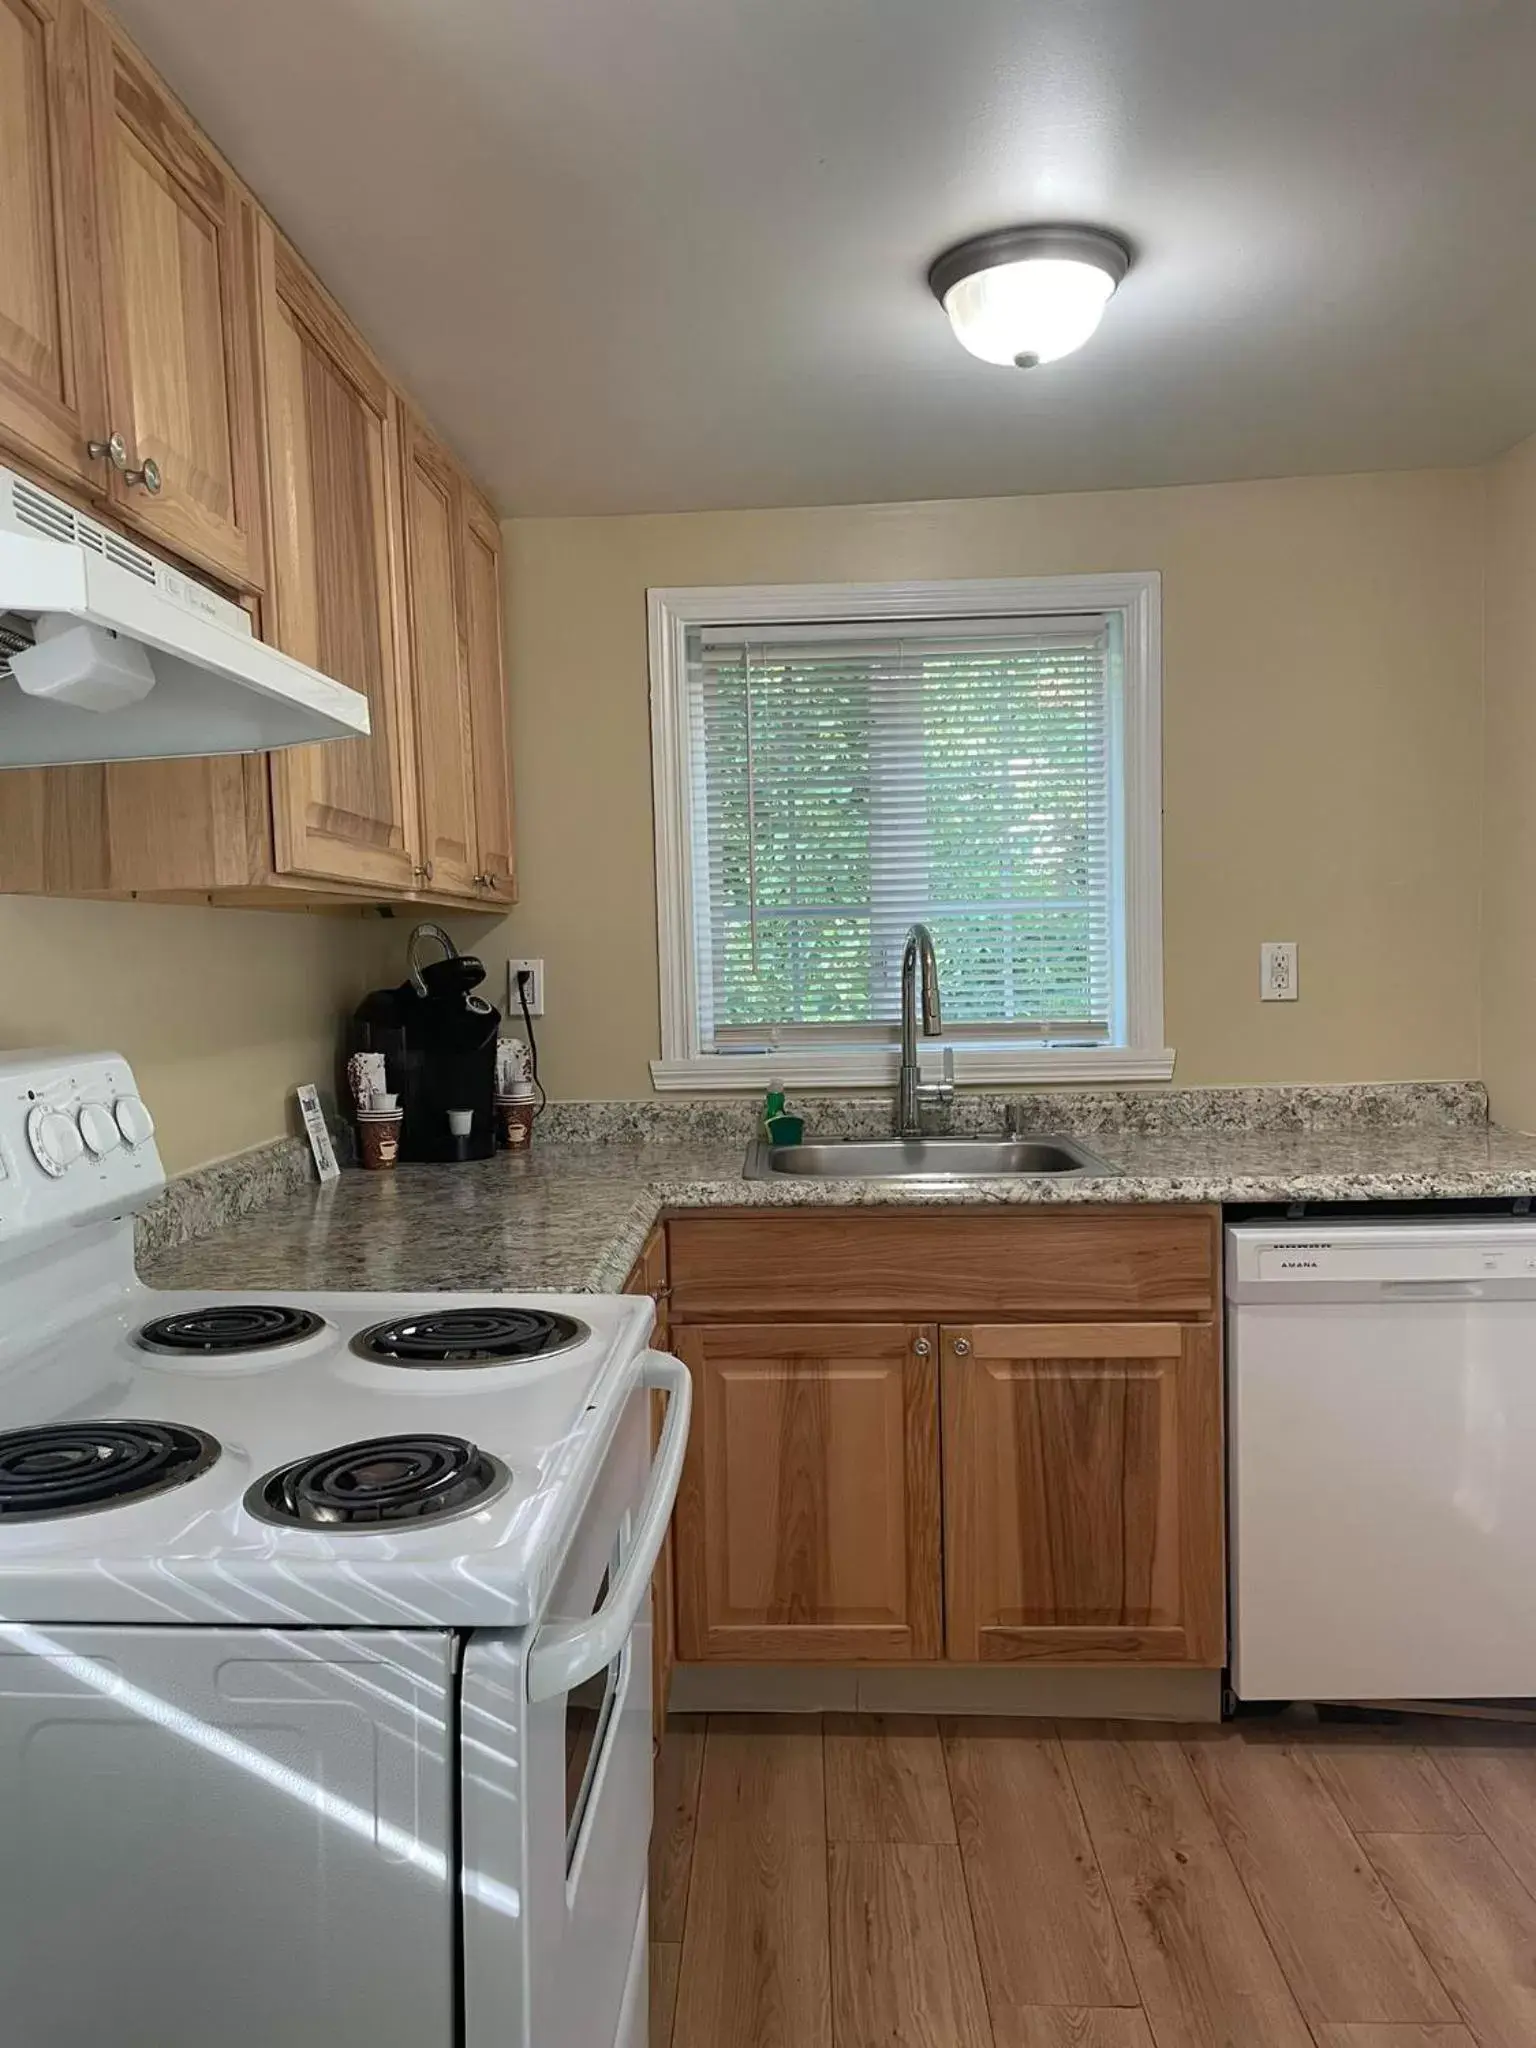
929, 227, 1130, 369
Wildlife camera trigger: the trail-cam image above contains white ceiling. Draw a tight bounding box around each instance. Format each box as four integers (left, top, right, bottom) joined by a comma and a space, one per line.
112, 0, 1536, 516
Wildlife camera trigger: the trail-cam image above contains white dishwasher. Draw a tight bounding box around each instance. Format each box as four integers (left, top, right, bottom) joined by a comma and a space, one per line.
1228, 1216, 1536, 1703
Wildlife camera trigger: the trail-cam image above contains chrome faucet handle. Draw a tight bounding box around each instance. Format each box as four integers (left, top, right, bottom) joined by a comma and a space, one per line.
919, 1045, 955, 1099
914, 1046, 955, 1127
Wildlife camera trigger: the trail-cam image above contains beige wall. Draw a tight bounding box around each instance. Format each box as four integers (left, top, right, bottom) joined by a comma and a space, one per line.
0, 465, 1498, 1167
0, 896, 385, 1172
489, 468, 1488, 1100
1481, 433, 1536, 1131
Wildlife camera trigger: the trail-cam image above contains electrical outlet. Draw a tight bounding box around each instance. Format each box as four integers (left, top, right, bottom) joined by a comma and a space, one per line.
1260, 941, 1298, 1002
507, 959, 545, 1018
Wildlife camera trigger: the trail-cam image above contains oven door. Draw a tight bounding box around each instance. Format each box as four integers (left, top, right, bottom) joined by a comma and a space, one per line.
460, 1352, 690, 2048
0, 1628, 457, 2048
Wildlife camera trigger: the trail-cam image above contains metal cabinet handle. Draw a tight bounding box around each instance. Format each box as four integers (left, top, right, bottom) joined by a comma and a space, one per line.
86, 435, 162, 494
912, 1337, 932, 1357
411, 861, 435, 883
952, 1337, 972, 1356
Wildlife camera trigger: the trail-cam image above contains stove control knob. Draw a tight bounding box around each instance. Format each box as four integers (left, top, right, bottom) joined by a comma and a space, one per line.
78, 1103, 123, 1158
28, 1105, 85, 1177
113, 1095, 156, 1149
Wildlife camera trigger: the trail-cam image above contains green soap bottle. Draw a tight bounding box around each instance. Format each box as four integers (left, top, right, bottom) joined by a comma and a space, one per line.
761, 1085, 804, 1147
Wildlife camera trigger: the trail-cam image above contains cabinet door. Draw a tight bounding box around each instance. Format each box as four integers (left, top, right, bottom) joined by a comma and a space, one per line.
461, 487, 516, 901
87, 18, 265, 588
0, 0, 107, 491
942, 1322, 1224, 1665
673, 1322, 941, 1663
400, 414, 477, 897
261, 229, 420, 891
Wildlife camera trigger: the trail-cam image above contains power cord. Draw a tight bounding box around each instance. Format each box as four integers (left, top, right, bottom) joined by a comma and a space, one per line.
515, 969, 547, 1119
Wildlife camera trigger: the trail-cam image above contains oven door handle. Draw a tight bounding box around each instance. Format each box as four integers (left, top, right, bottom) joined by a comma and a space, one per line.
526, 1351, 693, 1705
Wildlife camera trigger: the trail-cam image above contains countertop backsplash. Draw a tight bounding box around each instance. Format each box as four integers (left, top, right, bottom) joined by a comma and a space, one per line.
135, 1117, 353, 1262
538, 1080, 1488, 1146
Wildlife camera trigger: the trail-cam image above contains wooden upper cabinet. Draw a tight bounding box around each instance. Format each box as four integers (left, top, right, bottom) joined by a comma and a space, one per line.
0, 3, 517, 914
941, 1321, 1224, 1667
461, 487, 515, 901
260, 227, 420, 891
400, 413, 477, 897
0, 0, 108, 491
673, 1321, 942, 1664
86, 16, 265, 589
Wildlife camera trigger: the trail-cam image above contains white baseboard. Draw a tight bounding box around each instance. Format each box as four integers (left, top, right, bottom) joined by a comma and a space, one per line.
668, 1663, 1223, 1721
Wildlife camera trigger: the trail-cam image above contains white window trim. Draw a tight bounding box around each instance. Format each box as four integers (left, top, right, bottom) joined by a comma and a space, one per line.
647, 573, 1172, 1091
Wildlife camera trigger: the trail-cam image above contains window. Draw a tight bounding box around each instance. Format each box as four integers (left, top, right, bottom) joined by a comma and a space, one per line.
648, 575, 1168, 1089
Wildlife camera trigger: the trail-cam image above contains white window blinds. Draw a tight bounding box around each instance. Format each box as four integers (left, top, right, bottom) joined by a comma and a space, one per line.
685, 613, 1120, 1050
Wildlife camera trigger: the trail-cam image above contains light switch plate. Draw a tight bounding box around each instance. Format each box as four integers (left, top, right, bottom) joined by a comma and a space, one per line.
1260, 941, 1298, 1002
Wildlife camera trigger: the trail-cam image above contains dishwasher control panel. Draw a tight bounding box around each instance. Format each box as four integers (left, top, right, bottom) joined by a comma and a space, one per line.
1227, 1220, 1536, 1300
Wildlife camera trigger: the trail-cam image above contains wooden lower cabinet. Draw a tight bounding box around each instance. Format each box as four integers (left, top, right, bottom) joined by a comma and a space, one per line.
672, 1321, 942, 1663
941, 1320, 1224, 1665
664, 1208, 1226, 1673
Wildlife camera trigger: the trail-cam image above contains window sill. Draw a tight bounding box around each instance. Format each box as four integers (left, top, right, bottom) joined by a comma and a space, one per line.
649, 1047, 1178, 1091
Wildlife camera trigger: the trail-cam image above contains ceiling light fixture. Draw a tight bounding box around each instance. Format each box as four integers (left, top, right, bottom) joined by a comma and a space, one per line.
928, 224, 1132, 369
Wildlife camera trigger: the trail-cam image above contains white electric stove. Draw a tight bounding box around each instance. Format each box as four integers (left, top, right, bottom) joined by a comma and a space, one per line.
0, 1050, 690, 2048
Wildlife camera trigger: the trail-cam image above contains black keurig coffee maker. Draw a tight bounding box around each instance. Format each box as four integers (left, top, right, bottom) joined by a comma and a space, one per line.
349, 924, 500, 1161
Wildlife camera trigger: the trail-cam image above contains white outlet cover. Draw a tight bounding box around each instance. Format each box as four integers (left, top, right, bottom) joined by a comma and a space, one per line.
507, 958, 545, 1017
1260, 941, 1298, 1002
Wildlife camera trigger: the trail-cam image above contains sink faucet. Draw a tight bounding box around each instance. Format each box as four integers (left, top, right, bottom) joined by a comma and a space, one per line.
896, 923, 954, 1139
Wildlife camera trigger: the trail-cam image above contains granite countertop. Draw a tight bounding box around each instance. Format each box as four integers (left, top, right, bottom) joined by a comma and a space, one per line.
142, 1118, 1536, 1297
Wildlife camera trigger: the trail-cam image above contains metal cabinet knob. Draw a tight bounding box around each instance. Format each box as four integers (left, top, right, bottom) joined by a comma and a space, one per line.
912, 1337, 931, 1357
952, 1337, 972, 1356
412, 861, 434, 883
86, 435, 162, 493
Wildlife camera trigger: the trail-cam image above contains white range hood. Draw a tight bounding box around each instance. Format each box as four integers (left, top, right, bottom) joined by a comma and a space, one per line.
0, 465, 370, 766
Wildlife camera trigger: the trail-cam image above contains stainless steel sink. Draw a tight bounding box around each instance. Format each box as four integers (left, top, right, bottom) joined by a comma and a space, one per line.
742, 1135, 1114, 1180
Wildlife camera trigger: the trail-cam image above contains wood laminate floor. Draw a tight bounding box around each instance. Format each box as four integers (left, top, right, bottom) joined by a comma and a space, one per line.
649, 1709, 1536, 2048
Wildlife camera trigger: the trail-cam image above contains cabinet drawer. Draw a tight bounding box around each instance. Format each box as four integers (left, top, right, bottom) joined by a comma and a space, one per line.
667, 1208, 1218, 1320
